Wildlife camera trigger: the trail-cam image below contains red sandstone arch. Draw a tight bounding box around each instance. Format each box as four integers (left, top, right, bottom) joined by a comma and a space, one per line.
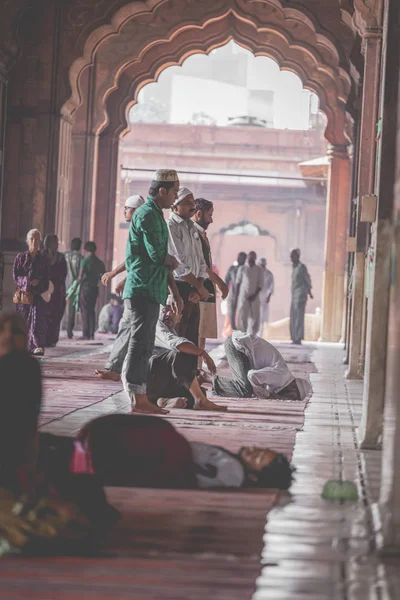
64, 0, 356, 146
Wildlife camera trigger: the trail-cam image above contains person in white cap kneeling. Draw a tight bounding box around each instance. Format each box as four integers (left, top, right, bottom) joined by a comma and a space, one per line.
121, 170, 183, 415
209, 331, 312, 401
95, 194, 145, 381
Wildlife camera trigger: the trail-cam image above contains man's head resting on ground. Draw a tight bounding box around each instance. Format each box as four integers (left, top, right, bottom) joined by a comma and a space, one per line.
238, 446, 294, 489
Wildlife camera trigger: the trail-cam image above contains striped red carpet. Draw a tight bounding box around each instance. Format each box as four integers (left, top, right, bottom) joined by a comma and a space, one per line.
0, 338, 314, 599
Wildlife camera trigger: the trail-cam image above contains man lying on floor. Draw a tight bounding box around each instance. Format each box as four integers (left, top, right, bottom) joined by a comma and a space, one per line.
39, 414, 294, 490
146, 304, 226, 411
209, 331, 311, 400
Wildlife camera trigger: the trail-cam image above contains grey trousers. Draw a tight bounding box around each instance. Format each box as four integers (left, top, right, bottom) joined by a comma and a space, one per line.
121, 297, 160, 396
147, 350, 197, 408
212, 336, 253, 398
290, 299, 307, 343
237, 297, 260, 335
105, 299, 132, 374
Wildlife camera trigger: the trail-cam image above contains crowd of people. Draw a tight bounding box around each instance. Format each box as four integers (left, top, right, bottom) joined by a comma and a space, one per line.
0, 311, 295, 554
11, 231, 109, 355
91, 169, 312, 414
0, 169, 316, 555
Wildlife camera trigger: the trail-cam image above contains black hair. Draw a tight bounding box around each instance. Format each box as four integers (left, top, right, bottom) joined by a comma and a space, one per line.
71, 237, 82, 251
84, 241, 97, 253
238, 251, 247, 260
239, 449, 295, 490
43, 234, 58, 249
148, 180, 176, 199
256, 453, 295, 489
194, 198, 213, 213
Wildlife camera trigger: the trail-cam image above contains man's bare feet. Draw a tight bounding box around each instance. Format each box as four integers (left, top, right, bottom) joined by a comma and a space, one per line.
157, 397, 188, 409
131, 393, 169, 415
194, 398, 227, 412
94, 369, 121, 382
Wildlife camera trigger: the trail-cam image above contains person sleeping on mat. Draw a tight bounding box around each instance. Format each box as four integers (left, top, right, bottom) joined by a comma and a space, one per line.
38, 414, 294, 490
206, 331, 312, 400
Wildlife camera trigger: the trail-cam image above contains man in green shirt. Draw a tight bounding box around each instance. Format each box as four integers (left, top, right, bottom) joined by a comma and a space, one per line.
78, 241, 106, 340
121, 169, 182, 415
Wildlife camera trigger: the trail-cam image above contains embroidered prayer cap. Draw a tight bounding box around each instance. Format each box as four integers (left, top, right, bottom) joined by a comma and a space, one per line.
172, 187, 194, 207
153, 169, 179, 182
125, 195, 145, 209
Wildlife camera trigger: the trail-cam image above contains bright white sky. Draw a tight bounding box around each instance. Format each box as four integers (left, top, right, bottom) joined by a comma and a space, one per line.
131, 41, 320, 130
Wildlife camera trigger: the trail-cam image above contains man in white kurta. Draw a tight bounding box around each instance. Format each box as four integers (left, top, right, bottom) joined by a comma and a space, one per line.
167, 187, 210, 343
212, 331, 311, 400
236, 251, 264, 335
258, 257, 274, 337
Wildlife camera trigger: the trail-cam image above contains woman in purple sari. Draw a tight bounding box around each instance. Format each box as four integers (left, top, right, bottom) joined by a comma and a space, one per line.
13, 229, 50, 355
43, 234, 67, 347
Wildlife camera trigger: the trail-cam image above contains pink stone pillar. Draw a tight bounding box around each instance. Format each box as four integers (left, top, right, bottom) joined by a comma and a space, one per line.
320, 145, 351, 342
375, 0, 400, 551
346, 31, 382, 379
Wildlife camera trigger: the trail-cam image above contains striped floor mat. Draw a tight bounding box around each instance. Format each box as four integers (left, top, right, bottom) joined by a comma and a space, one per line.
3, 339, 316, 599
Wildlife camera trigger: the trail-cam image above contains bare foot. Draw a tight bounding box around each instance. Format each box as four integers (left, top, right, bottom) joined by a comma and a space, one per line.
194, 398, 227, 412
94, 369, 121, 382
157, 397, 188, 409
131, 393, 169, 415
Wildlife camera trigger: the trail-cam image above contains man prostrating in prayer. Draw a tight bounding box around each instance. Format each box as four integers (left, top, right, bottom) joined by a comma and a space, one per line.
209, 332, 311, 401
121, 170, 183, 415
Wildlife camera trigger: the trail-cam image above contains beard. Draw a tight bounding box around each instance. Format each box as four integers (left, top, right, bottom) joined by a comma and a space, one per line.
197, 219, 209, 230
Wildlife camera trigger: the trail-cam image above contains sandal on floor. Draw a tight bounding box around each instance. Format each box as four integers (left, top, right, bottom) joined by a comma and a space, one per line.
33, 347, 45, 356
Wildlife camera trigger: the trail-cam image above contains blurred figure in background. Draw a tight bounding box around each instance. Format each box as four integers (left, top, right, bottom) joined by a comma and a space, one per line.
98, 294, 124, 334
43, 234, 67, 347
225, 251, 247, 330
78, 242, 105, 340
236, 251, 263, 335
290, 248, 313, 345
64, 238, 83, 339
257, 257, 274, 338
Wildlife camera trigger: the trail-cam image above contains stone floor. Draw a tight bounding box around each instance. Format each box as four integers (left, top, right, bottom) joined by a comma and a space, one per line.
3, 337, 400, 598
255, 343, 397, 600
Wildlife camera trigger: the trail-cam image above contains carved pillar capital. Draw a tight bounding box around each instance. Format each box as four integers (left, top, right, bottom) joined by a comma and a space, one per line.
327, 144, 350, 160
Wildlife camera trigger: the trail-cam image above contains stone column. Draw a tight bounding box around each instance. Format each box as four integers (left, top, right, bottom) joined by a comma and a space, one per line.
359, 24, 394, 449
70, 132, 99, 243
68, 65, 99, 245
320, 145, 351, 342
346, 31, 382, 378
375, 0, 400, 551
91, 131, 120, 267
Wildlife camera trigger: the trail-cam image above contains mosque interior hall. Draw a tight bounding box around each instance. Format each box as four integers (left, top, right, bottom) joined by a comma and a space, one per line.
1, 0, 400, 598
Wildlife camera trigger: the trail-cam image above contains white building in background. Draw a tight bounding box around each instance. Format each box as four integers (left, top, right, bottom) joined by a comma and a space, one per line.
130, 41, 319, 130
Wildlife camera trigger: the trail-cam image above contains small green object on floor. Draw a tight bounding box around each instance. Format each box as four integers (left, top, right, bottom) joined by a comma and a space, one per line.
321, 480, 359, 501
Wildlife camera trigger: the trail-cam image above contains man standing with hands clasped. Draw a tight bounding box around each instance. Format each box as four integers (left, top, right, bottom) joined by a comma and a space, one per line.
121, 170, 183, 415
167, 187, 211, 345
289, 248, 313, 345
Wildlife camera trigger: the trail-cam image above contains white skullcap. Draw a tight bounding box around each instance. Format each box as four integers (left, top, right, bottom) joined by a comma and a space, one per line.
153, 169, 179, 182
125, 195, 145, 209
172, 187, 193, 206
295, 378, 312, 400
